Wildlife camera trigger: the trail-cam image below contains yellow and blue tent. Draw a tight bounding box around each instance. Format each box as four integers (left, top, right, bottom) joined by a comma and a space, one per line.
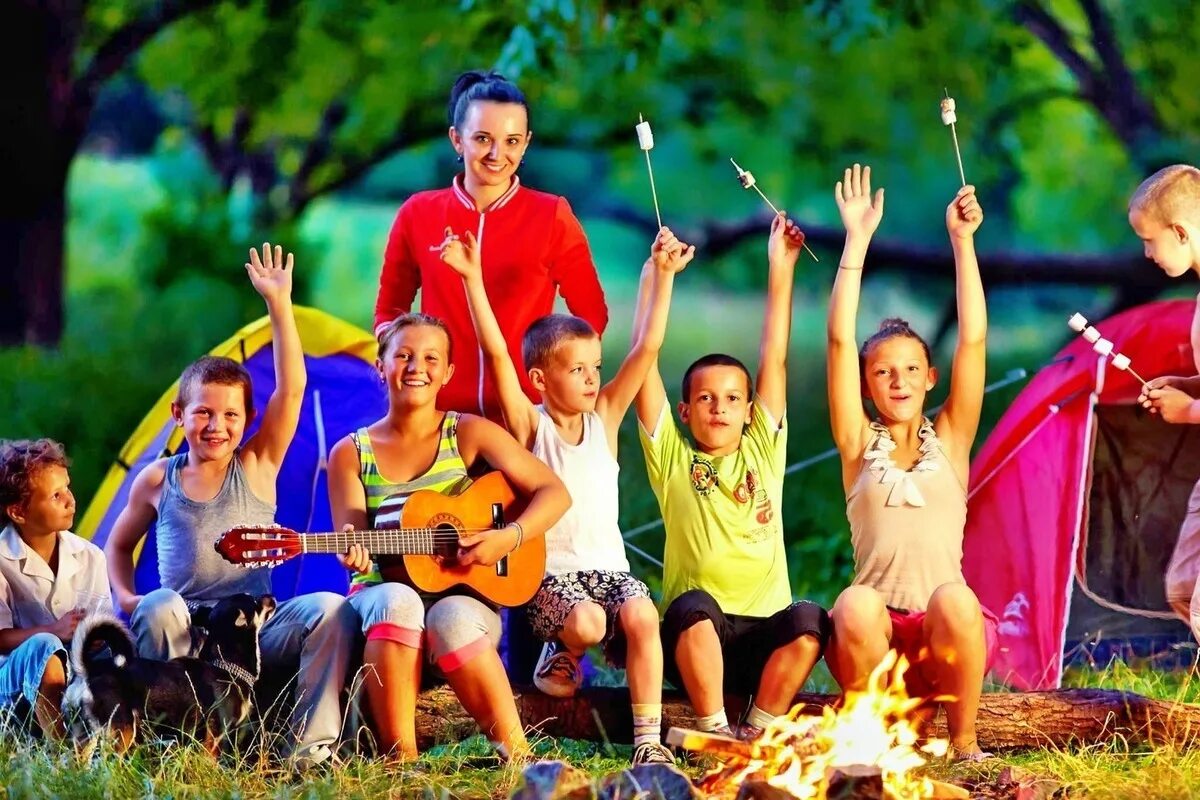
77, 306, 387, 603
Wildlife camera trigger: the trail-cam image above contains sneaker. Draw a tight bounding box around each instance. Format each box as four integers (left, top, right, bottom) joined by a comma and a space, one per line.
533, 641, 582, 698
735, 723, 764, 742
631, 741, 675, 765
709, 724, 735, 738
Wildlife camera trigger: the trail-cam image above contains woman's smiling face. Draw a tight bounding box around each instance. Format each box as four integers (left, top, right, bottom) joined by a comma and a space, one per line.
450, 100, 531, 192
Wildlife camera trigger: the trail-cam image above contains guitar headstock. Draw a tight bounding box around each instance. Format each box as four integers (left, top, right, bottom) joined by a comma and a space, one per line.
215, 526, 303, 568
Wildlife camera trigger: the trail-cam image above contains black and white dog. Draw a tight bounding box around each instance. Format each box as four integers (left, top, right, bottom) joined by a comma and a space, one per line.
63, 593, 276, 753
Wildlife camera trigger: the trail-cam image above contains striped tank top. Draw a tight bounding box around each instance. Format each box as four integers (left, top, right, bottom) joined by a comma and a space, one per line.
350, 411, 472, 591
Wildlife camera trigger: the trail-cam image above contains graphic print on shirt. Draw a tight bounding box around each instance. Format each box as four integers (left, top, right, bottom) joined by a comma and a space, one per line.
689, 455, 718, 496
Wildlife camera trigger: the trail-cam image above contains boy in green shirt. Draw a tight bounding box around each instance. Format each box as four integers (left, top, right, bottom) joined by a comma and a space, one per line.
636, 213, 830, 740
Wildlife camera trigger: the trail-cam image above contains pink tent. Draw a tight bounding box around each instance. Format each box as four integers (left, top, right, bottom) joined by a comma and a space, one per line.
964, 299, 1199, 689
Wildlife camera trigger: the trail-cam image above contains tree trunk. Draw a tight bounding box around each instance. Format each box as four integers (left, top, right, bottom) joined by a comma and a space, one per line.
0, 188, 68, 346
413, 686, 1200, 752
3, 2, 77, 345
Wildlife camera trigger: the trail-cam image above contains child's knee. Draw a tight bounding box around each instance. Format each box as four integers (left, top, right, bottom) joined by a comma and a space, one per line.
831, 586, 886, 639
663, 589, 721, 637
563, 602, 607, 644
131, 588, 189, 631
40, 652, 66, 689
353, 583, 424, 646
927, 584, 982, 631
618, 597, 660, 639
426, 597, 498, 672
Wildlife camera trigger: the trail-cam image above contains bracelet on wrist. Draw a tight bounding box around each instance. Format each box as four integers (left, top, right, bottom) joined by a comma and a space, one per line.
838, 265, 863, 271
506, 521, 525, 555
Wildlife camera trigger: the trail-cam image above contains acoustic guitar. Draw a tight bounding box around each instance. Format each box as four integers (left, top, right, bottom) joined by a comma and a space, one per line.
213, 471, 544, 607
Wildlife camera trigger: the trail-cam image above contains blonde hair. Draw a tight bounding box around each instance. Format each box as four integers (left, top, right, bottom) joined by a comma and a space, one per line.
377, 313, 452, 361
1130, 164, 1200, 225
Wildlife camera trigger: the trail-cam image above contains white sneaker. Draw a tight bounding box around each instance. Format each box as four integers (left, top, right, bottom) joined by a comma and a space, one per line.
533, 641, 582, 697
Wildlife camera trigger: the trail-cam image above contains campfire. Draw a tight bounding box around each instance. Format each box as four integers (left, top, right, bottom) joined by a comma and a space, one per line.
670, 651, 963, 799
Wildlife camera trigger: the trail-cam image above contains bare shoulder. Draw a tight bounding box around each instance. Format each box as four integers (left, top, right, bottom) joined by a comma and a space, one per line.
130, 457, 169, 502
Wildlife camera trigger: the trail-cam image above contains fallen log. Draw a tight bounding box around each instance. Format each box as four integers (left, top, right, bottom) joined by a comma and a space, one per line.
414, 686, 1200, 751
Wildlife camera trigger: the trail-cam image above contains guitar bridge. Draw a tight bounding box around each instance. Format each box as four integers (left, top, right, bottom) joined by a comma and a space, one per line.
491, 501, 508, 577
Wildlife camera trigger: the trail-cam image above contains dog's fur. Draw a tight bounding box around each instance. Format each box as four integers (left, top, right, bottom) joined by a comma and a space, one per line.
62, 593, 276, 753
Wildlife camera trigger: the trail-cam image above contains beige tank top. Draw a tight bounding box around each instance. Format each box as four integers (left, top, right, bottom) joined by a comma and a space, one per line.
845, 419, 967, 612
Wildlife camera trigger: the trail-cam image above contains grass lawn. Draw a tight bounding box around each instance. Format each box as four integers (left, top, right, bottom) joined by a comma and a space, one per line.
5, 660, 1200, 799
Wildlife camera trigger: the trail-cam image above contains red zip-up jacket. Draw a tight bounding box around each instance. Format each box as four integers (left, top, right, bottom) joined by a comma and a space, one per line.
374, 176, 609, 419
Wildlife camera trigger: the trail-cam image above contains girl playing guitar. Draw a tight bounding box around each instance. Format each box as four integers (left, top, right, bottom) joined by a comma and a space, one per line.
327, 312, 570, 761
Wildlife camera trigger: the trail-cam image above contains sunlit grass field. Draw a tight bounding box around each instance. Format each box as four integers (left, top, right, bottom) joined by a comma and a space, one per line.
5, 659, 1200, 799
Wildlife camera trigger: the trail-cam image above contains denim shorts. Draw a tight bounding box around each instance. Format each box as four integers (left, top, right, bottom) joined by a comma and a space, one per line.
0, 632, 67, 709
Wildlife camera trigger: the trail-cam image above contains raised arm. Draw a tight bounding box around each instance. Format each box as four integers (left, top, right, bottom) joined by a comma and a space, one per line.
828, 164, 884, 459
756, 213, 805, 423
550, 197, 609, 335
105, 461, 165, 615
934, 186, 987, 470
243, 244, 307, 486
597, 227, 694, 447
454, 415, 571, 567
440, 228, 539, 447
633, 257, 670, 434
374, 209, 421, 336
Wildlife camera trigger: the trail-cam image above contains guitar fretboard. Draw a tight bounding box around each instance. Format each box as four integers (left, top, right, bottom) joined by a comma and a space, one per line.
293, 528, 481, 556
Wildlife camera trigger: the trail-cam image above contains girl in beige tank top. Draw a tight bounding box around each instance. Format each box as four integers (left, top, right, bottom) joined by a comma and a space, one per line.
824, 167, 992, 758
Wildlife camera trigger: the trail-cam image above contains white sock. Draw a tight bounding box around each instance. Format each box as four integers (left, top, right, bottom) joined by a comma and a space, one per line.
744, 703, 776, 731
695, 708, 729, 732
632, 702, 662, 747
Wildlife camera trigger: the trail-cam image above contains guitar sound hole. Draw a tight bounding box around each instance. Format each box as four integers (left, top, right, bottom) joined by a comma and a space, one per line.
432, 523, 459, 558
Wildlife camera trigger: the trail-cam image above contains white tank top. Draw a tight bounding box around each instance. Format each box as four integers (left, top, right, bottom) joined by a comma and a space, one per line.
531, 406, 630, 575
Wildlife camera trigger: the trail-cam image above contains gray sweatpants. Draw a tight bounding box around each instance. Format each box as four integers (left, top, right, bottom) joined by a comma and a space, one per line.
131, 587, 357, 763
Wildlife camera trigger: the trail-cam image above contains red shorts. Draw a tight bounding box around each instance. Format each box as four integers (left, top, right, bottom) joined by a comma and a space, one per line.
887, 605, 999, 698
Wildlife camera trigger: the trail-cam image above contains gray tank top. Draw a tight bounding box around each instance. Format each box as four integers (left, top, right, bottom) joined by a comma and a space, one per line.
156, 452, 274, 605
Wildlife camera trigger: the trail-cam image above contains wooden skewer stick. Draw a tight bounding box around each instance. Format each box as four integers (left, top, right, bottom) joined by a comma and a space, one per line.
940, 90, 967, 187
637, 113, 663, 229
729, 158, 820, 262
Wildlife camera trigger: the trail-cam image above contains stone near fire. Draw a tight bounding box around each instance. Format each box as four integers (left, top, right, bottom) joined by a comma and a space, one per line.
510, 760, 594, 800
825, 765, 885, 800
597, 764, 698, 800
734, 781, 802, 799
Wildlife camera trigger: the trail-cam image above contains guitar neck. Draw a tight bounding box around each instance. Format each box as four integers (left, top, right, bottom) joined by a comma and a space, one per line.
298, 528, 450, 556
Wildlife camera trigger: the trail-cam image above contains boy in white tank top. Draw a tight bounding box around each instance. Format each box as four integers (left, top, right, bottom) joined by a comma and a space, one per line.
440, 224, 694, 765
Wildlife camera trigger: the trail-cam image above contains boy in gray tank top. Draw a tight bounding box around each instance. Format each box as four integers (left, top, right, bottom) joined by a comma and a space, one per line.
104, 244, 358, 769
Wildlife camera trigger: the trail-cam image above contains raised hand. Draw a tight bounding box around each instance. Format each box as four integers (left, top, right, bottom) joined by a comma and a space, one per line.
439, 227, 482, 281
246, 242, 295, 303
768, 212, 806, 268
835, 164, 885, 240
651, 226, 696, 273
947, 185, 984, 239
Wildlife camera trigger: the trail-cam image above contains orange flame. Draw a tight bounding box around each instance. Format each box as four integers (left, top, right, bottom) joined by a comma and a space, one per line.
703, 650, 948, 799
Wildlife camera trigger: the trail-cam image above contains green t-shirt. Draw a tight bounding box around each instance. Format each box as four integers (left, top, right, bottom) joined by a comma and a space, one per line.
639, 400, 791, 618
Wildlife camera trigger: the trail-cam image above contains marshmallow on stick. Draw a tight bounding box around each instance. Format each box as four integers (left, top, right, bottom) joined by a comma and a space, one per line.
636, 114, 662, 229
728, 158, 819, 262
940, 93, 967, 187
1066, 312, 1151, 386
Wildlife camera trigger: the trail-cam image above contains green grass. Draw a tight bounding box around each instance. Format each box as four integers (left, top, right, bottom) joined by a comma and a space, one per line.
6, 661, 1200, 798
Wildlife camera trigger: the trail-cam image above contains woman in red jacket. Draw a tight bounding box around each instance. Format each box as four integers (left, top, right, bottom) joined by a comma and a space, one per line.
375, 70, 609, 420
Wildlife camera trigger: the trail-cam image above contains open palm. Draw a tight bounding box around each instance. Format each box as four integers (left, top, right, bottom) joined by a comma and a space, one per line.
246, 243, 294, 303
835, 164, 885, 239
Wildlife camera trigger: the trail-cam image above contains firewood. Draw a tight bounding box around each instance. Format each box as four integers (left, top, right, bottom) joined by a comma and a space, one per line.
413, 685, 1200, 752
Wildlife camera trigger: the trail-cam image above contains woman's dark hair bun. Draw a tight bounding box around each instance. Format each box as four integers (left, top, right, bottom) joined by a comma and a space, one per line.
447, 69, 528, 129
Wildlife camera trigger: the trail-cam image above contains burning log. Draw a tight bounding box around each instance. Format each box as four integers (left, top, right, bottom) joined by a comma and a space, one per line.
414, 685, 1200, 751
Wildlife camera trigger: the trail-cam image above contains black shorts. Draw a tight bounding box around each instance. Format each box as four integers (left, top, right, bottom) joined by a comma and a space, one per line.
660, 589, 830, 695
